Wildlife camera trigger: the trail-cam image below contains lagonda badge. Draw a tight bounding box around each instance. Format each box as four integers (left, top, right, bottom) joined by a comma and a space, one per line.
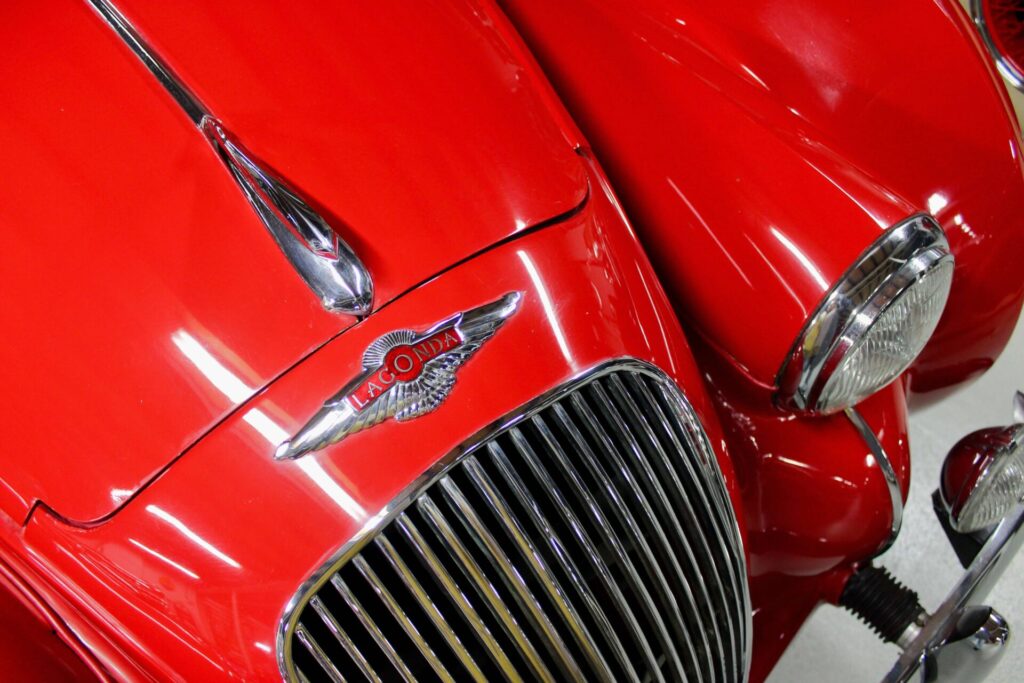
275, 292, 521, 459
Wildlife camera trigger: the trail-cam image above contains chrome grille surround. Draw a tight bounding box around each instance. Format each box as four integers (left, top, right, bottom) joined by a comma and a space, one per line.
277, 360, 751, 682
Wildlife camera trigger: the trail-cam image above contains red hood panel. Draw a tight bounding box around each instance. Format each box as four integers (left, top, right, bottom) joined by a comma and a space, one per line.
0, 0, 585, 523
110, 0, 588, 304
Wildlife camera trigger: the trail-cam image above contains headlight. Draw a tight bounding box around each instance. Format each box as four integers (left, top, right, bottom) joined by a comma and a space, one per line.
776, 213, 954, 414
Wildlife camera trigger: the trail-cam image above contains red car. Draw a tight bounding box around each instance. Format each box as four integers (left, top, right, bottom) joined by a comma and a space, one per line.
3, 0, 1024, 681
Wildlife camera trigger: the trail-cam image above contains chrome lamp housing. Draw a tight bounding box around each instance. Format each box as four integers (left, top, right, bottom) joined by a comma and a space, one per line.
941, 423, 1024, 534
776, 213, 955, 414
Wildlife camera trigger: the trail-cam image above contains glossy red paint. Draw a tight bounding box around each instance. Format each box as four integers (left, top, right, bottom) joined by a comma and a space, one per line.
691, 328, 910, 678
0, 561, 103, 682
106, 0, 589, 297
498, 0, 1024, 391
748, 567, 854, 683
3, 0, 1021, 680
7, 170, 744, 681
697, 337, 910, 579
0, 0, 587, 523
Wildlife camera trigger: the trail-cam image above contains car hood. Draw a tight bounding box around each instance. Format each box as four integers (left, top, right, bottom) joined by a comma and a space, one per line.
0, 0, 587, 523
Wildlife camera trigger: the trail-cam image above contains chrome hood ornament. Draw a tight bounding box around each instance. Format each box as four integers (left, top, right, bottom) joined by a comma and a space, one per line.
275, 292, 522, 460
200, 119, 373, 314
86, 0, 373, 315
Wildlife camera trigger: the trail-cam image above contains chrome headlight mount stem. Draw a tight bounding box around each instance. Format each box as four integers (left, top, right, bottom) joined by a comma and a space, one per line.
776, 213, 954, 415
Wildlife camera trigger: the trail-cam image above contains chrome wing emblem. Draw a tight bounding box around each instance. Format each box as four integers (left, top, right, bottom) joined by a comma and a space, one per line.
275, 292, 522, 460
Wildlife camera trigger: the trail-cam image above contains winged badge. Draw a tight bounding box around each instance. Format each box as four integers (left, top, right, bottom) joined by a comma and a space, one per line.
274, 292, 522, 459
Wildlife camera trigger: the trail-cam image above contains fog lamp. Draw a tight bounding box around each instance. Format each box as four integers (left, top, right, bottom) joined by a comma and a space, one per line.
973, 0, 1024, 92
941, 424, 1024, 533
776, 214, 953, 414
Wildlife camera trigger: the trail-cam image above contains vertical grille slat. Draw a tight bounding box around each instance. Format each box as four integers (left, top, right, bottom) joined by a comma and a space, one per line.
294, 624, 346, 683
283, 364, 751, 683
602, 375, 733, 682
304, 602, 366, 683
330, 576, 417, 682
349, 555, 455, 683
536, 405, 676, 683
630, 374, 750, 680
439, 470, 587, 682
589, 380, 723, 681
486, 440, 631, 682
394, 514, 522, 681
417, 494, 556, 682
462, 454, 615, 682
372, 534, 489, 682
554, 398, 691, 682
506, 426, 655, 683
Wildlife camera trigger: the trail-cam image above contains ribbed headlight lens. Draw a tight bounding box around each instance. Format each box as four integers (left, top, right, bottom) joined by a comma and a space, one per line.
777, 214, 954, 414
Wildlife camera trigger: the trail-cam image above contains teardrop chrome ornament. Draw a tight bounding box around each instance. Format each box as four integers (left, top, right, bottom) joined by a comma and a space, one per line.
200, 118, 373, 314
86, 0, 373, 315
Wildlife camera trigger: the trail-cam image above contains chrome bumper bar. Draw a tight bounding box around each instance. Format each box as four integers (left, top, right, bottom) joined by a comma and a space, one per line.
883, 503, 1024, 682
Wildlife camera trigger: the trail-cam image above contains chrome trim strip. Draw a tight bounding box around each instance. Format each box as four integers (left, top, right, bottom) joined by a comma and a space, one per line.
372, 533, 488, 682
276, 359, 752, 682
504, 427, 657, 682
971, 0, 1024, 92
847, 408, 904, 554
394, 515, 520, 680
84, 0, 374, 315
350, 556, 454, 683
308, 596, 377, 683
416, 493, 556, 682
776, 213, 953, 413
439, 472, 584, 682
85, 0, 206, 124
461, 456, 612, 680
884, 503, 1024, 681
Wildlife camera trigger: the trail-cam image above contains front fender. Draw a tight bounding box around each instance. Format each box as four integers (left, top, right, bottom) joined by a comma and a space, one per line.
499, 0, 1024, 393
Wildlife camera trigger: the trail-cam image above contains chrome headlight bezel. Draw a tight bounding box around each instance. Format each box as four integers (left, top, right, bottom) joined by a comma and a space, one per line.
776, 213, 954, 414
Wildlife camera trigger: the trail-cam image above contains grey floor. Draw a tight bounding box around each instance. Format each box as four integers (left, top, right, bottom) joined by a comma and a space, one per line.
770, 83, 1024, 679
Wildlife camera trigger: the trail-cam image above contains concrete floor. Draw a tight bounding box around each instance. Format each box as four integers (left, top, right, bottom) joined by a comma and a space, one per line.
769, 85, 1024, 683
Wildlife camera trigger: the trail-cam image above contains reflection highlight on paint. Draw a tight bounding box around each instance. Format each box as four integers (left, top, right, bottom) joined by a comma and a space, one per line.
147, 505, 242, 569
128, 538, 200, 580
518, 250, 572, 364
769, 226, 830, 291
172, 328, 367, 522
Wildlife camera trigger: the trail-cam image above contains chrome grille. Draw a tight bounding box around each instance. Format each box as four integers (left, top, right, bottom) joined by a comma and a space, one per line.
280, 362, 751, 682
